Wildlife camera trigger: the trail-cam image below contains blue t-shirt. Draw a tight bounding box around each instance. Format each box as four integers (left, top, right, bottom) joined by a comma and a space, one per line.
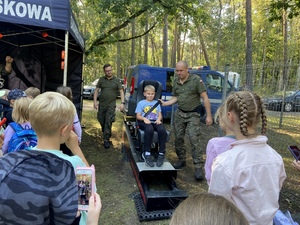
135, 100, 161, 121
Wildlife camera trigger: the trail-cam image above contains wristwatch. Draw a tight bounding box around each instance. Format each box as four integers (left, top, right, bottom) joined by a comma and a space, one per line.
121, 102, 125, 104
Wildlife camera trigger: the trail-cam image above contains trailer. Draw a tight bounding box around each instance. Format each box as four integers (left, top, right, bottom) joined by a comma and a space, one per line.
122, 80, 188, 221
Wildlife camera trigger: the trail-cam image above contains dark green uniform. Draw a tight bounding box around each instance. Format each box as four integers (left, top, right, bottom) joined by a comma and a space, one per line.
96, 76, 122, 141
172, 74, 207, 168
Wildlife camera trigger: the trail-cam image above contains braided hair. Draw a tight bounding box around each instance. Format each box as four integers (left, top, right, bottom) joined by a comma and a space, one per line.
225, 91, 267, 136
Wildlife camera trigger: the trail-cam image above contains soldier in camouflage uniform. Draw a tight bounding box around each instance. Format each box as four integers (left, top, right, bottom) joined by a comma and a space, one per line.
161, 60, 212, 181
93, 64, 125, 149
0, 56, 13, 88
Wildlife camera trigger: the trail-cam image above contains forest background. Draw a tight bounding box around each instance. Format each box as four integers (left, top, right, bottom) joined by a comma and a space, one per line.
71, 0, 300, 223
71, 0, 300, 96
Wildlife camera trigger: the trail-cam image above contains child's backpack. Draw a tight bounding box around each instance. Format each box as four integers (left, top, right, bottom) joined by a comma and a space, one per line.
8, 122, 38, 153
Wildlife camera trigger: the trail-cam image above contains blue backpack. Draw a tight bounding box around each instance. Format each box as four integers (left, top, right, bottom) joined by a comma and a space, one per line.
8, 122, 38, 153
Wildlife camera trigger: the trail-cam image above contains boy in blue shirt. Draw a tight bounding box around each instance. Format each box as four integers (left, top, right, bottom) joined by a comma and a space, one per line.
135, 85, 167, 167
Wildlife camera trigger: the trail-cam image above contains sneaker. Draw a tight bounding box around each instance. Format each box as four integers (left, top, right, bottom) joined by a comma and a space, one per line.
104, 140, 110, 149
195, 168, 203, 181
142, 153, 154, 167
156, 155, 165, 167
173, 160, 186, 169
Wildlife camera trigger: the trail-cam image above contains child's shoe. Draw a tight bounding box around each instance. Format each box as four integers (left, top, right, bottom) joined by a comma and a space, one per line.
156, 154, 165, 167
143, 153, 154, 167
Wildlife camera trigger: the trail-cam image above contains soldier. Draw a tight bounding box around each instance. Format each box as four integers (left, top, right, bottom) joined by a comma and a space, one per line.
93, 64, 125, 149
160, 60, 212, 181
0, 56, 13, 88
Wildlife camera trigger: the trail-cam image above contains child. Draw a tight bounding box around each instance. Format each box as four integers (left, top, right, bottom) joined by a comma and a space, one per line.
5, 88, 27, 127
204, 103, 236, 184
25, 87, 41, 99
208, 91, 286, 225
135, 85, 167, 167
56, 86, 82, 156
28, 91, 90, 225
169, 193, 249, 225
56, 86, 82, 144
2, 96, 33, 154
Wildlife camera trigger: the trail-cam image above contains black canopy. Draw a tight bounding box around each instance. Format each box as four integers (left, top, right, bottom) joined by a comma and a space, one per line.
0, 0, 84, 117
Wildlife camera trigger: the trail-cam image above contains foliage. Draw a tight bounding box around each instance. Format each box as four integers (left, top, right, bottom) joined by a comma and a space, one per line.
269, 0, 300, 21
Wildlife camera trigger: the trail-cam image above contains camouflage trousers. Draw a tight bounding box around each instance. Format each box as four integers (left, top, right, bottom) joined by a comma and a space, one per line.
97, 106, 116, 141
173, 109, 204, 168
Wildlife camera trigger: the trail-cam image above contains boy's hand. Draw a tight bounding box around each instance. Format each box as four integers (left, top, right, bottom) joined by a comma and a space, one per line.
292, 160, 300, 172
65, 130, 79, 150
87, 193, 102, 225
155, 120, 161, 124
143, 118, 151, 124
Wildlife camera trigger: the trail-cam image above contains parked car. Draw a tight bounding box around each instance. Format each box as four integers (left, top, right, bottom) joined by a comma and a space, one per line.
83, 79, 99, 99
263, 90, 300, 112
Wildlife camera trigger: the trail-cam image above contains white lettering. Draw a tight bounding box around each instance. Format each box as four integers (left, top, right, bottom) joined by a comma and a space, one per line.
15, 2, 26, 17
41, 7, 52, 21
0, 0, 52, 21
27, 3, 42, 19
4, 0, 15, 16
0, 0, 3, 14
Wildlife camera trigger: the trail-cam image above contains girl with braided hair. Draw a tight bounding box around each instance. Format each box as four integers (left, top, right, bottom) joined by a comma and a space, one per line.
208, 91, 286, 225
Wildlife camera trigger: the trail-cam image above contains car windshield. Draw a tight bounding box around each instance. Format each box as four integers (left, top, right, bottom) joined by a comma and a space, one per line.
91, 79, 99, 86
273, 91, 296, 98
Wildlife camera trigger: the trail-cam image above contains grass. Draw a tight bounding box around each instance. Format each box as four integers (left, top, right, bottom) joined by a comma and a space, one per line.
80, 100, 300, 224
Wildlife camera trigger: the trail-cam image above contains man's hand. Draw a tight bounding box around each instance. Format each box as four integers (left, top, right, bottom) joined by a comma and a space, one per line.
93, 102, 98, 110
5, 56, 13, 64
205, 114, 213, 126
158, 99, 165, 106
119, 103, 124, 111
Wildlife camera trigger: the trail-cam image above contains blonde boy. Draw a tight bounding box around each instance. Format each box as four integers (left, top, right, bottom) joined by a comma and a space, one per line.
29, 91, 90, 225
135, 85, 167, 167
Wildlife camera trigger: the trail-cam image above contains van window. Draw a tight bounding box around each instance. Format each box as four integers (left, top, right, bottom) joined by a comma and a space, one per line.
206, 74, 230, 93
206, 74, 222, 92
166, 71, 175, 92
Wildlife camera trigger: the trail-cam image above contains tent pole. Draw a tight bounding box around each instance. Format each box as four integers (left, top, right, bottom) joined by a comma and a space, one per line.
63, 31, 69, 86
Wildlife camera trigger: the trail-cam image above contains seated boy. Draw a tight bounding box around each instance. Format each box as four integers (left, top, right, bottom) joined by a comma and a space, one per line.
28, 91, 90, 224
135, 85, 167, 167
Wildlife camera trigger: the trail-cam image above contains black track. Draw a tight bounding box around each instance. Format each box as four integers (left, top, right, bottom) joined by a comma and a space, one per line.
130, 191, 174, 221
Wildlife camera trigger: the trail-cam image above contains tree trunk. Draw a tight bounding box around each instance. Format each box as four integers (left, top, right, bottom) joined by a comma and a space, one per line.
180, 30, 187, 61
171, 18, 178, 67
245, 0, 253, 90
131, 19, 136, 65
216, 0, 223, 70
196, 25, 210, 67
162, 15, 168, 67
176, 22, 181, 62
117, 34, 121, 77
282, 5, 288, 88
144, 16, 149, 64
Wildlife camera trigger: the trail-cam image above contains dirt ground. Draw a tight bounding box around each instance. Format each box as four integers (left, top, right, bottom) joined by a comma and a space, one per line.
81, 100, 300, 225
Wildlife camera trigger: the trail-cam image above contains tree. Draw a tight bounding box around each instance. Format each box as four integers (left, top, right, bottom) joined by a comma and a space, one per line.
245, 0, 253, 90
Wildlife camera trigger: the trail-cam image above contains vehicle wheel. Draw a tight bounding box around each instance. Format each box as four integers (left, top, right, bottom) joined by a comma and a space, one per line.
284, 103, 293, 112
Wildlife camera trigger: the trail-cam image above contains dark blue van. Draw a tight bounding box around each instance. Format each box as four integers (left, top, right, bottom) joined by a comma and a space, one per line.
189, 66, 237, 116
124, 64, 174, 119
124, 64, 237, 119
